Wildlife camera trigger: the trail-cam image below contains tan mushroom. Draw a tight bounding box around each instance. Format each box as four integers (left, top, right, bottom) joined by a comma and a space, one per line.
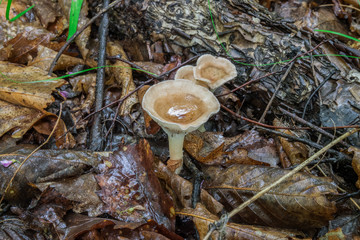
194, 54, 237, 90
142, 79, 220, 173
174, 65, 196, 82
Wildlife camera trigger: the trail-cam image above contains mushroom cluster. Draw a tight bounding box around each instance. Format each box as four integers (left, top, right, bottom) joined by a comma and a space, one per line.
142, 55, 237, 173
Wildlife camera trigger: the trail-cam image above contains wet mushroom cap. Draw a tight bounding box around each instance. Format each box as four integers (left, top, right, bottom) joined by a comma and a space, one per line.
174, 65, 196, 82
142, 79, 220, 133
194, 54, 237, 89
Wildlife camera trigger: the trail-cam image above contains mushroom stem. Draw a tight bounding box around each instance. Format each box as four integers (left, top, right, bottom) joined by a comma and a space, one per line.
167, 132, 185, 161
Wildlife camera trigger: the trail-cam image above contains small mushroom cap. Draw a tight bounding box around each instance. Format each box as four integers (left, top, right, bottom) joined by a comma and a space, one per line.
174, 65, 196, 82
142, 79, 220, 134
194, 54, 237, 90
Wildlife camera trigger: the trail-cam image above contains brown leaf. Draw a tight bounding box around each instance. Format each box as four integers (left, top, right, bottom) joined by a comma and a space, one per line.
204, 164, 338, 229
349, 146, 360, 189
179, 203, 307, 240
29, 45, 84, 72
156, 161, 224, 215
58, 0, 90, 59
69, 73, 96, 114
0, 61, 66, 112
31, 0, 60, 28
0, 100, 45, 138
184, 131, 276, 166
0, 147, 102, 205
33, 115, 76, 149
273, 118, 308, 165
95, 139, 174, 229
36, 173, 104, 217
106, 41, 138, 116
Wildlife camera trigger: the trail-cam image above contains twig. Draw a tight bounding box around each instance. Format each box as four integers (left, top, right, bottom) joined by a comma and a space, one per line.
48, 0, 123, 75
0, 103, 63, 207
221, 104, 359, 131
258, 61, 294, 123
89, 0, 110, 151
203, 127, 359, 240
302, 70, 335, 119
256, 126, 352, 161
279, 107, 351, 148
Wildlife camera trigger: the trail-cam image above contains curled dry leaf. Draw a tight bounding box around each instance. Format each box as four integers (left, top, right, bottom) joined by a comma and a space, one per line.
204, 164, 338, 230
29, 45, 84, 72
156, 161, 223, 215
0, 61, 66, 112
95, 139, 174, 229
179, 203, 306, 240
0, 100, 45, 139
106, 41, 138, 116
273, 118, 308, 165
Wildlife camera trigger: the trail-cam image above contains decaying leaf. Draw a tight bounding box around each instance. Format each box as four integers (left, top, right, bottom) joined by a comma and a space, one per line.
36, 173, 103, 217
0, 61, 66, 112
58, 0, 90, 59
204, 164, 338, 229
0, 147, 102, 205
63, 213, 182, 240
107, 41, 138, 116
349, 146, 360, 189
95, 139, 174, 229
179, 203, 307, 240
156, 161, 224, 215
273, 118, 308, 165
0, 100, 45, 139
184, 130, 278, 166
69, 73, 96, 114
29, 45, 84, 72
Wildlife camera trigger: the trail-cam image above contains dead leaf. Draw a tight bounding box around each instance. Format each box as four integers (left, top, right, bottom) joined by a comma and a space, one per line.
0, 146, 102, 205
349, 146, 360, 189
0, 61, 66, 112
95, 139, 174, 229
156, 161, 224, 215
36, 173, 103, 217
107, 41, 138, 116
179, 203, 307, 240
58, 0, 90, 59
29, 45, 84, 72
184, 130, 277, 166
69, 73, 96, 114
0, 100, 45, 139
204, 164, 338, 229
273, 118, 308, 165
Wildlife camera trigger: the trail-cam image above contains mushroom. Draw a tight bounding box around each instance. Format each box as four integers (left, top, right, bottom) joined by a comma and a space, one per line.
194, 54, 237, 90
174, 65, 196, 82
142, 79, 220, 173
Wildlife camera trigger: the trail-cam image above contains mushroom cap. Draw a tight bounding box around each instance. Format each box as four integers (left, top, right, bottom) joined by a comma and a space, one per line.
194, 54, 237, 90
174, 65, 196, 82
142, 79, 220, 134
